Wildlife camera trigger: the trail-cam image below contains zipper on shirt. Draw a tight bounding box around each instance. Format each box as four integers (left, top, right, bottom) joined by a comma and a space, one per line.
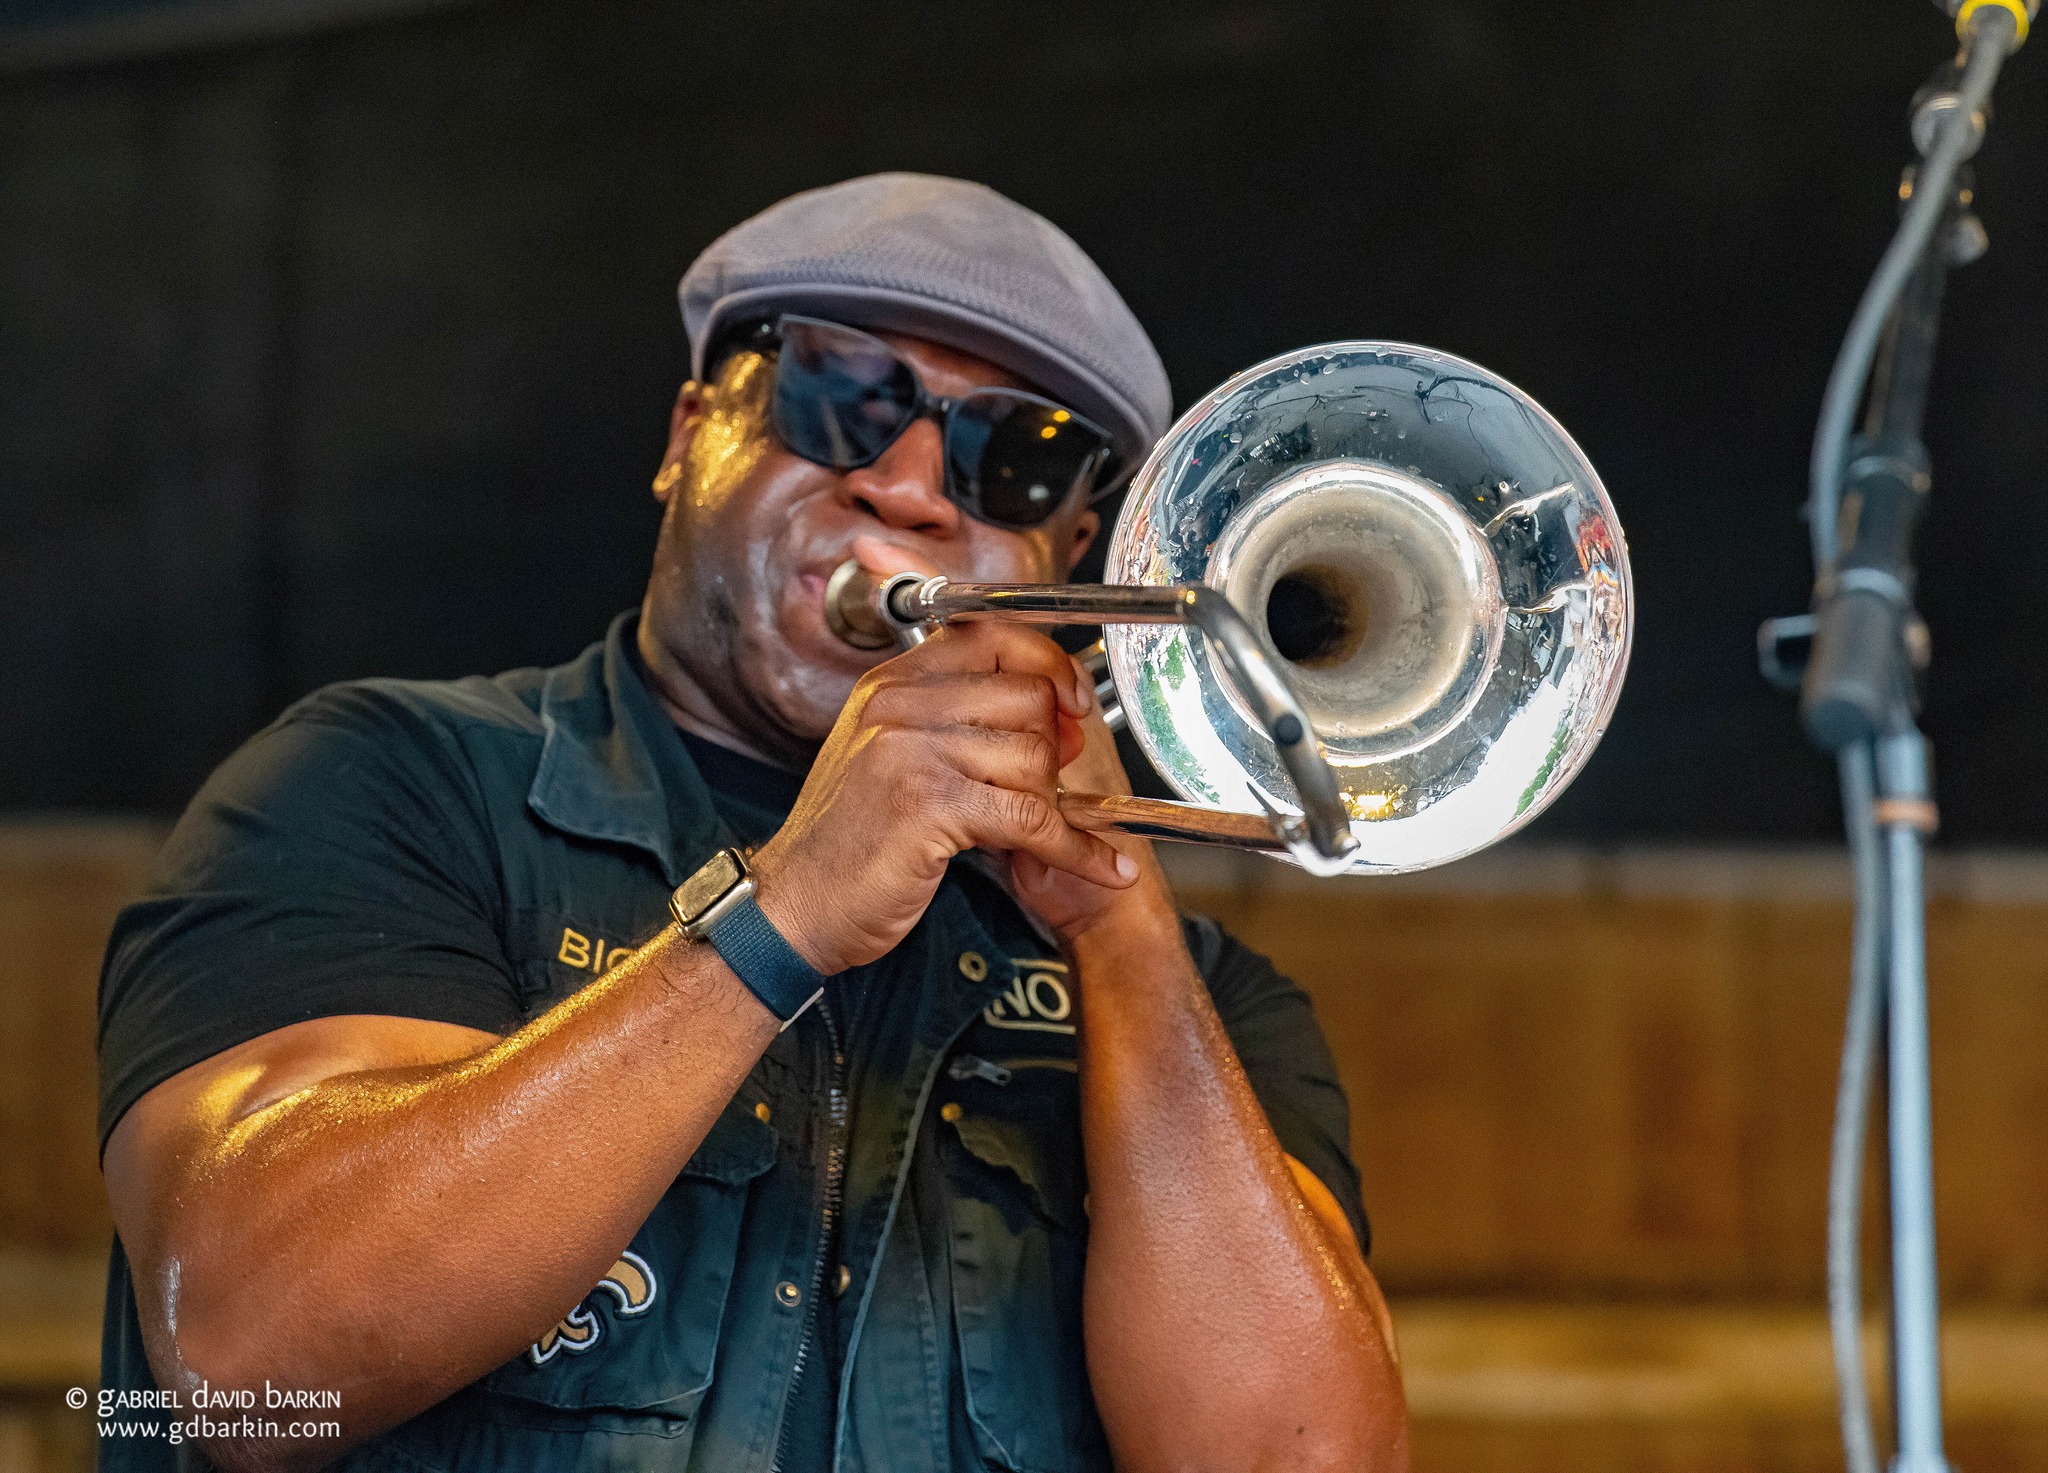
949, 1053, 1078, 1083
946, 1053, 1013, 1086
772, 995, 848, 1473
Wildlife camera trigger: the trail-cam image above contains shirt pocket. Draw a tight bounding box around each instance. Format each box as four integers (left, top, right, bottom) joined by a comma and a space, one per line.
352, 1104, 777, 1473
939, 1065, 1109, 1473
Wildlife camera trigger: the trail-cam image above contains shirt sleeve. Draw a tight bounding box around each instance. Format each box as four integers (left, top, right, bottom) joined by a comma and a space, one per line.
97, 685, 523, 1151
1183, 911, 1371, 1256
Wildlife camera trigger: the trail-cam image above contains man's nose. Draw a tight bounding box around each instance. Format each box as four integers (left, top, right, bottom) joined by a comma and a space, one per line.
838, 418, 959, 536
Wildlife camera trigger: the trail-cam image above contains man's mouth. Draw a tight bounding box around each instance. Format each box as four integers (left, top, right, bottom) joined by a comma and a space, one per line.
785, 538, 952, 668
784, 556, 886, 670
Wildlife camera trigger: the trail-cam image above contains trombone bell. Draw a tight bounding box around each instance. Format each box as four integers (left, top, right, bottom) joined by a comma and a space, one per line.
826, 340, 1633, 876
1208, 460, 1504, 757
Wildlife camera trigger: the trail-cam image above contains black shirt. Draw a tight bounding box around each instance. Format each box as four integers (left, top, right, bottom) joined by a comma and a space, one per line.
669, 722, 844, 1470
96, 614, 1368, 1472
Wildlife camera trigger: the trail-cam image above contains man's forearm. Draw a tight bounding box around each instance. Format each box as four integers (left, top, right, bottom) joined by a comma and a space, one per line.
1071, 913, 1407, 1473
113, 928, 778, 1468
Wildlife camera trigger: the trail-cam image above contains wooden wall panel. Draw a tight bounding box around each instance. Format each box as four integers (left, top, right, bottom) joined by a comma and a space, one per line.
1, 824, 2043, 1311
1413, 1417, 2048, 1473
1168, 859, 2048, 1304
1923, 897, 2048, 1300
0, 822, 160, 1250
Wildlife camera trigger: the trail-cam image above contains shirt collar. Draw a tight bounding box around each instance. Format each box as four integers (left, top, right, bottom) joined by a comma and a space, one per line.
527, 613, 1063, 954
527, 611, 725, 885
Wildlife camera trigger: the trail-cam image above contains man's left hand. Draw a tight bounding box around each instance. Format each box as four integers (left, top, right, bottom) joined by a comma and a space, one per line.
1009, 698, 1181, 949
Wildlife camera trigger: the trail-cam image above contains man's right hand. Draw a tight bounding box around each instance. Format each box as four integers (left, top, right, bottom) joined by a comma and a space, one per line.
749, 621, 1138, 976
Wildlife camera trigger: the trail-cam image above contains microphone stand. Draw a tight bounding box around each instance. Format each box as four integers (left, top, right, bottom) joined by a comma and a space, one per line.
1760, 7, 2026, 1471
1819, 196, 1958, 1473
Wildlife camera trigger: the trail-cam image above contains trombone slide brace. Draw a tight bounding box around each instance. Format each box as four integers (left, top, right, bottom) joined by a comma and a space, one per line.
827, 561, 1360, 870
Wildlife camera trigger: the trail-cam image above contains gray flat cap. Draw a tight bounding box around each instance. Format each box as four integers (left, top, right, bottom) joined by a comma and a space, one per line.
679, 172, 1171, 488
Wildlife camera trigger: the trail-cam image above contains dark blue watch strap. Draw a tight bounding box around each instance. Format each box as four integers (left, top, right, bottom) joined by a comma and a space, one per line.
704, 894, 825, 1027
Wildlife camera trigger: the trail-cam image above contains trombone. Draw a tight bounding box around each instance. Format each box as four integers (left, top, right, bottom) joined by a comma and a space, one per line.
827, 341, 1633, 877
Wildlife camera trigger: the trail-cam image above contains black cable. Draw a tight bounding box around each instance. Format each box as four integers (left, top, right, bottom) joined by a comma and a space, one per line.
1829, 741, 1887, 1473
1807, 10, 2018, 1468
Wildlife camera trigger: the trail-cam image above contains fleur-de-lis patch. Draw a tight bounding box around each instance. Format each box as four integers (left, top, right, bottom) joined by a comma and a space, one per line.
529, 1251, 657, 1365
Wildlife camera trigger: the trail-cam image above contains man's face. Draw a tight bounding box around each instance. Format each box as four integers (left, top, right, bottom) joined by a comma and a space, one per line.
640, 329, 1103, 762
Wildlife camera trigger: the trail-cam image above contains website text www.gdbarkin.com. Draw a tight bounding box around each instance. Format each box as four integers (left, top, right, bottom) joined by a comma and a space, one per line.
76, 1383, 343, 1447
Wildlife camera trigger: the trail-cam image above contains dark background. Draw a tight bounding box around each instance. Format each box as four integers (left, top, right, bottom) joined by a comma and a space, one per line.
3, 0, 2043, 840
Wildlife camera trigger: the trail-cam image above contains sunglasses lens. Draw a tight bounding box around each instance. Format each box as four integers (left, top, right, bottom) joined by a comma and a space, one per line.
772, 318, 919, 467
949, 392, 1113, 528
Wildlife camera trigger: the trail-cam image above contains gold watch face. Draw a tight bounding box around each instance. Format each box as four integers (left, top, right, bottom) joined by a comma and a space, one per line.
674, 848, 746, 925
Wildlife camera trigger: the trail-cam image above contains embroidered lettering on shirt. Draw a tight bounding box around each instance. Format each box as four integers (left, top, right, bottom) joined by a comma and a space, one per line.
981, 958, 1075, 1035
558, 926, 638, 975
529, 1251, 657, 1365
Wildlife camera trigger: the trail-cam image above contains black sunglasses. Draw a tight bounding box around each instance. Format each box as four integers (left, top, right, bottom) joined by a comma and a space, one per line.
730, 315, 1116, 531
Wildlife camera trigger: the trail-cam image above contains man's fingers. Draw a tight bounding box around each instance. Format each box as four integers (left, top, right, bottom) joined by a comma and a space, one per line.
925, 723, 1064, 793
962, 780, 1137, 890
864, 672, 1061, 737
889, 622, 1092, 717
1011, 851, 1052, 895
1055, 709, 1085, 769
1054, 702, 1130, 792
893, 729, 1132, 889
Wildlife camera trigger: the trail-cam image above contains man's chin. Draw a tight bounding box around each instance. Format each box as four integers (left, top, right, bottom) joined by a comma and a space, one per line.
727, 589, 893, 757
742, 645, 865, 753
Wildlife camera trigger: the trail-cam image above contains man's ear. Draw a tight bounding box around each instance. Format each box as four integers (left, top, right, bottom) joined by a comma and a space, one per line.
653, 380, 707, 502
1064, 506, 1101, 574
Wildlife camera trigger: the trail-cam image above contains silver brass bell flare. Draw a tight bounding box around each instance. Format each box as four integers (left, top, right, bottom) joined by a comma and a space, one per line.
826, 340, 1634, 876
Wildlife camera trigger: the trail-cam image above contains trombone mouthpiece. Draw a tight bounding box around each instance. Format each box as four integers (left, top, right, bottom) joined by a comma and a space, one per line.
823, 559, 899, 649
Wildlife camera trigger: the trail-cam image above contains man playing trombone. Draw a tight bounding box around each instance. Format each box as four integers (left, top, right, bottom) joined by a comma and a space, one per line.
98, 172, 1407, 1472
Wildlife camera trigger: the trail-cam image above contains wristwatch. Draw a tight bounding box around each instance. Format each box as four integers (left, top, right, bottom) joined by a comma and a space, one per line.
670, 848, 825, 1029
